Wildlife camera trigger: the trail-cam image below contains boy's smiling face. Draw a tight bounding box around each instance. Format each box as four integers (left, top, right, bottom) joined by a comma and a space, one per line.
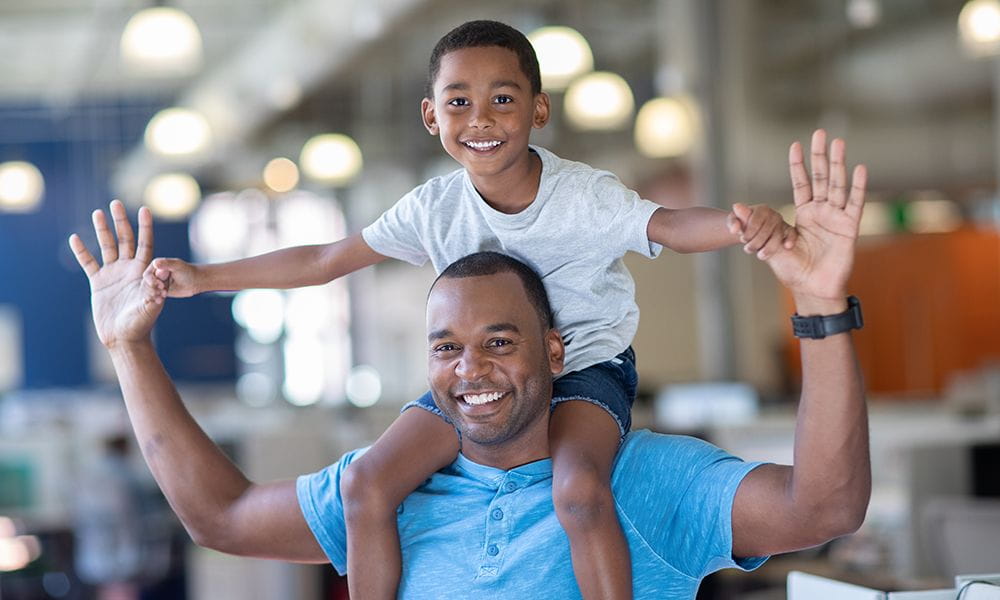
421, 45, 550, 183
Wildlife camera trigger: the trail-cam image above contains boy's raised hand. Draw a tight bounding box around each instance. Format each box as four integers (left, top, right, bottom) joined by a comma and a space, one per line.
68, 200, 167, 348
150, 257, 200, 298
728, 203, 797, 260
764, 129, 867, 300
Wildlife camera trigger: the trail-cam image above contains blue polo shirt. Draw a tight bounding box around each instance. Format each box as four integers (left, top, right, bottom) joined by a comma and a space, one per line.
297, 430, 767, 599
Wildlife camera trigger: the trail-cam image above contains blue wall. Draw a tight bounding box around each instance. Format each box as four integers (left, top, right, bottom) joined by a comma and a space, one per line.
0, 100, 235, 388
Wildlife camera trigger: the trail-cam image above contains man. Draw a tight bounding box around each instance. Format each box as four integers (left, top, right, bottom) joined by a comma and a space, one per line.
69, 131, 870, 598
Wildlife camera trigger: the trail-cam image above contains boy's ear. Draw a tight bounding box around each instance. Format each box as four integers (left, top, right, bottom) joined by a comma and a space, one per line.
421, 98, 439, 135
532, 92, 551, 129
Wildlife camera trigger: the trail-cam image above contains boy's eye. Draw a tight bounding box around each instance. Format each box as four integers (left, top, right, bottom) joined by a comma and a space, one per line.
447, 98, 469, 107
494, 95, 513, 104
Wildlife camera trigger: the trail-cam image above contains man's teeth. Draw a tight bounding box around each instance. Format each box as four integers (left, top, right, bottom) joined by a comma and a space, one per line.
463, 392, 503, 405
464, 140, 502, 150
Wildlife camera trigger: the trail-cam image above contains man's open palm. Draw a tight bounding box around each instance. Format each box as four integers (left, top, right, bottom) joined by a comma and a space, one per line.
765, 130, 867, 300
68, 200, 165, 347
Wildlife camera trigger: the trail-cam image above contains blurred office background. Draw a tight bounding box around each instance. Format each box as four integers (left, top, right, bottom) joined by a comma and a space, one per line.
1, 0, 999, 598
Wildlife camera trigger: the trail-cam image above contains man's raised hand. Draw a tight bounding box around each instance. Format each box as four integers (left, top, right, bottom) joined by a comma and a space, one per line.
764, 130, 867, 301
68, 200, 169, 348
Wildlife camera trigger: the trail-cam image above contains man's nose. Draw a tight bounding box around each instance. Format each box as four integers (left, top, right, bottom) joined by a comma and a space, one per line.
455, 348, 491, 381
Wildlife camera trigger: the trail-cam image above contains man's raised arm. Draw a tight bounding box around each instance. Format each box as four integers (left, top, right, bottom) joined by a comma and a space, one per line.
730, 130, 871, 558
69, 200, 326, 563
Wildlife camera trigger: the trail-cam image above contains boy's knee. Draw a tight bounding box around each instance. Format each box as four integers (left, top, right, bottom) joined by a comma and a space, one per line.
552, 463, 615, 529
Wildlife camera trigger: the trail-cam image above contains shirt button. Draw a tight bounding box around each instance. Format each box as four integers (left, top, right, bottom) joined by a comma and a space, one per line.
487, 544, 499, 556
491, 508, 504, 520
504, 482, 517, 492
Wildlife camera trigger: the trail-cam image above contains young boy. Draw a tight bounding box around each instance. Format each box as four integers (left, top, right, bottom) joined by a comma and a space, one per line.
149, 20, 794, 600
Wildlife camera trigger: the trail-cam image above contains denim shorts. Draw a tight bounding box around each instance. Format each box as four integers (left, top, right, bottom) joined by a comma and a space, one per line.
403, 347, 638, 439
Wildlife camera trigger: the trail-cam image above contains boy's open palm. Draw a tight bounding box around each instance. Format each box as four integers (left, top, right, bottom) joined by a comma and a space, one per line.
68, 201, 164, 347
765, 130, 867, 300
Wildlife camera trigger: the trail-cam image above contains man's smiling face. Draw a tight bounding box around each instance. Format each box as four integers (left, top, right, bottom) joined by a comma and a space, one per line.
426, 270, 563, 466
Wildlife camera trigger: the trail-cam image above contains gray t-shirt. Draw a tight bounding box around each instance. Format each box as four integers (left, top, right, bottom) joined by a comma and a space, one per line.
362, 146, 662, 375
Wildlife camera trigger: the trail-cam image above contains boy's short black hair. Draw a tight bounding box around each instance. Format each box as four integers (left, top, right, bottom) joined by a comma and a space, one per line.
433, 251, 554, 330
425, 20, 543, 98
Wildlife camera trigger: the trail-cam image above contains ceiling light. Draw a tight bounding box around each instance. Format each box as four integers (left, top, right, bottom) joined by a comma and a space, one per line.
959, 0, 1000, 56
346, 365, 382, 408
0, 161, 44, 213
299, 134, 363, 185
263, 157, 299, 193
143, 173, 201, 220
528, 26, 594, 91
120, 7, 203, 76
564, 72, 635, 131
634, 96, 699, 158
144, 108, 211, 156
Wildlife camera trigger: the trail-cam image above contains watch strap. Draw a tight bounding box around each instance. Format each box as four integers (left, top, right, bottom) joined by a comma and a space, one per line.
791, 296, 863, 339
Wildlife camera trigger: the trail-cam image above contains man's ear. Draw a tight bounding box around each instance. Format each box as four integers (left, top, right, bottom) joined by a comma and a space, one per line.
421, 98, 439, 135
545, 327, 565, 376
532, 92, 551, 129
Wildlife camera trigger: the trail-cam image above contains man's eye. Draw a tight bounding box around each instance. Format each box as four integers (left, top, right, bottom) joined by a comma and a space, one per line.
434, 343, 458, 353
487, 338, 512, 348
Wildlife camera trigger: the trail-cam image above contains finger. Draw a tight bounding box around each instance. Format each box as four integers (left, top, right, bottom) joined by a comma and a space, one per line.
788, 141, 811, 207
743, 226, 774, 255
740, 206, 766, 244
135, 206, 155, 264
845, 164, 867, 220
110, 200, 135, 259
756, 228, 785, 260
810, 129, 829, 203
142, 263, 167, 305
68, 234, 99, 277
726, 212, 742, 235
92, 209, 118, 264
782, 224, 798, 249
827, 138, 848, 209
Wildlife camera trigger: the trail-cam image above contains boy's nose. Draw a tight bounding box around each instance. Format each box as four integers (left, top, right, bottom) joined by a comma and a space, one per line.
468, 106, 495, 129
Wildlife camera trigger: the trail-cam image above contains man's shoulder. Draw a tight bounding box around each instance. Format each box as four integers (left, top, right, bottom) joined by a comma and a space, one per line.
613, 430, 732, 485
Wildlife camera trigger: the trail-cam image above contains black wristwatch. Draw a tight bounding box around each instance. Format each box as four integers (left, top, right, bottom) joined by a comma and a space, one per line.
790, 296, 863, 339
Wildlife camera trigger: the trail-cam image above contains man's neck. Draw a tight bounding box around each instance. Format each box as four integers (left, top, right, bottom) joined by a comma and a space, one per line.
459, 425, 551, 471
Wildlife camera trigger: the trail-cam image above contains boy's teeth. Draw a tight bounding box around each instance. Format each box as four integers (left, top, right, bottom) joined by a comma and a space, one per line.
465, 140, 502, 150
463, 391, 503, 405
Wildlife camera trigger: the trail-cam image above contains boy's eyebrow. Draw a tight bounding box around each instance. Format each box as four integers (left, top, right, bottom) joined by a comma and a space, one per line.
440, 80, 523, 93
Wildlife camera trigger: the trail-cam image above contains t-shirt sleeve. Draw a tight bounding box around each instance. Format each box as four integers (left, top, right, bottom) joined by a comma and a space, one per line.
613, 432, 768, 578
296, 448, 367, 574
588, 171, 663, 259
361, 187, 431, 266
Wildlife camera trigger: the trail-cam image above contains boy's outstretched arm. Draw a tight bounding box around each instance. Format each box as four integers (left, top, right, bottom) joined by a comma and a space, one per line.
69, 201, 328, 563
153, 233, 387, 297
731, 130, 870, 558
646, 203, 795, 258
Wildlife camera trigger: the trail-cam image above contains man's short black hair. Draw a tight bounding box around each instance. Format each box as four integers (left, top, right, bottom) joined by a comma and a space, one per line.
434, 252, 554, 330
425, 20, 543, 98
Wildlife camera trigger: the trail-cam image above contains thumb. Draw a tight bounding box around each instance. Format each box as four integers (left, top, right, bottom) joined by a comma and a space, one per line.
729, 203, 752, 234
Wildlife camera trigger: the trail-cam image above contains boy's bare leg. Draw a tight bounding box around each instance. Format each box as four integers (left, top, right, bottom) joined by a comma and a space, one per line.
550, 401, 632, 600
340, 407, 460, 600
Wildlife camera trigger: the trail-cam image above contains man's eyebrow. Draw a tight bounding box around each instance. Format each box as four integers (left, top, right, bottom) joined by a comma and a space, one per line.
485, 322, 520, 334
427, 323, 520, 342
428, 328, 452, 342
